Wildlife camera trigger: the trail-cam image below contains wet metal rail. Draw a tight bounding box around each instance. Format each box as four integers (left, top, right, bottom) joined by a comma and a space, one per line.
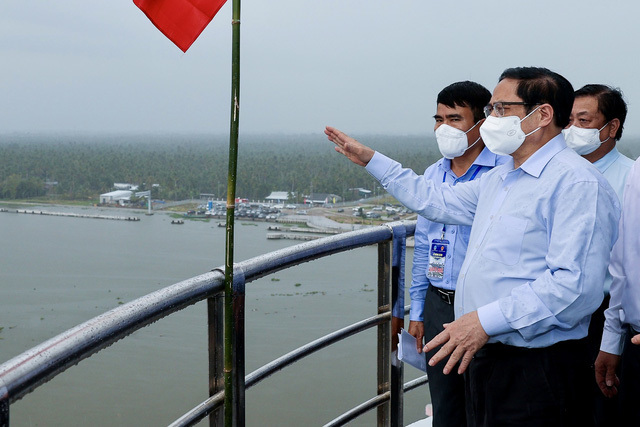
0, 220, 426, 426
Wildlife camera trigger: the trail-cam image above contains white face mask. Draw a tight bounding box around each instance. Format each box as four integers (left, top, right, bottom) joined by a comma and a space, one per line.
434, 121, 481, 159
562, 122, 610, 155
479, 106, 541, 156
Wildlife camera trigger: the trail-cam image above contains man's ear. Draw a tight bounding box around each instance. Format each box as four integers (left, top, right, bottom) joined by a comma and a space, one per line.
608, 118, 621, 140
537, 104, 554, 127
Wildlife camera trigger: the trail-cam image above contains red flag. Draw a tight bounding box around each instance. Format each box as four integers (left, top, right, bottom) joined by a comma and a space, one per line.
134, 0, 227, 52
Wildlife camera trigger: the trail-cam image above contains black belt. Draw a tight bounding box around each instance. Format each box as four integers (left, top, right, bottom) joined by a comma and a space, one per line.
430, 285, 455, 305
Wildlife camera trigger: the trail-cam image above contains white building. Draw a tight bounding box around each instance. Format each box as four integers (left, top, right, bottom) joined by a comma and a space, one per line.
100, 190, 133, 205
114, 183, 139, 191
303, 193, 342, 206
266, 191, 292, 204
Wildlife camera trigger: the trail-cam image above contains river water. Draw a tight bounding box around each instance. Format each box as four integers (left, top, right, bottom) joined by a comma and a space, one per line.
0, 205, 427, 426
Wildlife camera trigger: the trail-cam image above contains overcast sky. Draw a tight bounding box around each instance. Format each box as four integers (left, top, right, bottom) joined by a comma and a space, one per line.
1, 1, 639, 138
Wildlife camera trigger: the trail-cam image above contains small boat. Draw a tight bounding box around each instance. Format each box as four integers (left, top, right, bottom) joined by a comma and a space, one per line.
267, 226, 281, 231
217, 222, 225, 227
171, 220, 184, 225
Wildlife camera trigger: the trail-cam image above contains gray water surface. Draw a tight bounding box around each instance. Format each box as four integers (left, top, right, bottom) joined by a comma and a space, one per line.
0, 206, 427, 426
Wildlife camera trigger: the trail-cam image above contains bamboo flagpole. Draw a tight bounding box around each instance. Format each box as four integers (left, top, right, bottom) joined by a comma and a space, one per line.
225, 0, 242, 424
133, 0, 242, 424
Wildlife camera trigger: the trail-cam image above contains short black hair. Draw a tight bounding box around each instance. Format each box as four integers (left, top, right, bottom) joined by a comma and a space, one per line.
499, 67, 574, 129
575, 84, 627, 140
437, 81, 492, 123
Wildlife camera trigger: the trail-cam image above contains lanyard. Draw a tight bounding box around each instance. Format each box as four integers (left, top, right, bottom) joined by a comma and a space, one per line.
440, 165, 482, 238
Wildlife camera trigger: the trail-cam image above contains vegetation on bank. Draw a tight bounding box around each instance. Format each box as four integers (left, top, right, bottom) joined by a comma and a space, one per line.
0, 133, 439, 202
2, 132, 640, 203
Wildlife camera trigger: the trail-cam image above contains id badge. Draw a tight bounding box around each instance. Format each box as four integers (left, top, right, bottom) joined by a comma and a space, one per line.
427, 239, 449, 280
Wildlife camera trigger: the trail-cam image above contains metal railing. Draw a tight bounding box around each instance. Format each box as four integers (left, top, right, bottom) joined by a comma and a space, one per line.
0, 220, 426, 426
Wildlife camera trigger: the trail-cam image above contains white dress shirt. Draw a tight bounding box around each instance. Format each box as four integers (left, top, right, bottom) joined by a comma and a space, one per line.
592, 147, 634, 293
601, 157, 640, 355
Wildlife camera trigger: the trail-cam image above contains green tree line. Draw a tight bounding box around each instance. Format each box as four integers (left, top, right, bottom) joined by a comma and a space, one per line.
0, 133, 441, 202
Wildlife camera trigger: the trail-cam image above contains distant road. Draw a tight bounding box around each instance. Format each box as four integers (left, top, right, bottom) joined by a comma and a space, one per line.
152, 199, 201, 210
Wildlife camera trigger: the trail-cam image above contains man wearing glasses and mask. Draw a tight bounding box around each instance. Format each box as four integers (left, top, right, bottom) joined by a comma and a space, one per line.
325, 67, 620, 425
563, 84, 633, 424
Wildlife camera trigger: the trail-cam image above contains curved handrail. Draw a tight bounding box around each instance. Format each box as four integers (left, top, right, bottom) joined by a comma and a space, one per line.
169, 311, 429, 427
324, 392, 391, 427
0, 220, 417, 425
170, 311, 393, 426
0, 270, 226, 404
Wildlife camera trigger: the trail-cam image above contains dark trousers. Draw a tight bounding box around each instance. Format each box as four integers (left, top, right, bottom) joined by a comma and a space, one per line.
424, 286, 466, 427
586, 294, 619, 426
465, 338, 594, 427
618, 327, 640, 425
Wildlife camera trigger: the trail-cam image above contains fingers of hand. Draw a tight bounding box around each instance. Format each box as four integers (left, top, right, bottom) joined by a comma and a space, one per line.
603, 363, 618, 387
457, 350, 475, 374
596, 364, 620, 398
429, 340, 456, 369
441, 344, 463, 374
594, 367, 605, 385
324, 127, 342, 145
607, 372, 620, 389
597, 381, 618, 398
424, 330, 449, 353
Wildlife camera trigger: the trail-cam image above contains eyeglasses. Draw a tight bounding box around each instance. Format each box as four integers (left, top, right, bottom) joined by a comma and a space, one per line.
483, 102, 540, 118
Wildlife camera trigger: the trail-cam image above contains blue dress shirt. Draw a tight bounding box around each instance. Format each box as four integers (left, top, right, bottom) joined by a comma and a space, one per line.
409, 148, 506, 322
367, 134, 620, 348
593, 147, 634, 202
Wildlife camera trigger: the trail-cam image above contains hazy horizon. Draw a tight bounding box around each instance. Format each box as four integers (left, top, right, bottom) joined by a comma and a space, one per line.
3, 2, 640, 139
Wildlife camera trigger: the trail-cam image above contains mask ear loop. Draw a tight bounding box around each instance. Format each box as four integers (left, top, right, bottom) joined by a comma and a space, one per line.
462, 120, 483, 153
466, 135, 481, 151
463, 119, 482, 135
598, 121, 612, 144
520, 105, 542, 138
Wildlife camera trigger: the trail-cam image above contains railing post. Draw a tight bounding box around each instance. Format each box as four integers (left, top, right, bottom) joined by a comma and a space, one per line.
231, 267, 246, 426
377, 240, 392, 426
0, 385, 8, 427
389, 223, 406, 427
208, 293, 224, 427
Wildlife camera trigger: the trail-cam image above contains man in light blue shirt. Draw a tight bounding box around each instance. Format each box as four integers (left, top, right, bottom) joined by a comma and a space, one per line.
406, 81, 504, 427
326, 67, 620, 425
564, 84, 634, 424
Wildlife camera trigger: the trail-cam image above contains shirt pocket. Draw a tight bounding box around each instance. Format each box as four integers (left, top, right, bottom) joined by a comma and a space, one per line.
482, 215, 527, 266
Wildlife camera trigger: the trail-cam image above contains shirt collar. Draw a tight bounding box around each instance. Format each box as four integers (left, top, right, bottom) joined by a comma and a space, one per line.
474, 146, 502, 168
592, 147, 621, 174
515, 133, 566, 178
440, 147, 502, 177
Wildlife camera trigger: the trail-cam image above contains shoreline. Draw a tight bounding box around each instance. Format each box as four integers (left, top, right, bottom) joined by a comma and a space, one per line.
0, 198, 418, 226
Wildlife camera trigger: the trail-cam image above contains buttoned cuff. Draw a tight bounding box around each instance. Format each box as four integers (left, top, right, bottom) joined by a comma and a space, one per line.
600, 329, 625, 356
365, 151, 392, 180
409, 300, 425, 322
477, 301, 511, 337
